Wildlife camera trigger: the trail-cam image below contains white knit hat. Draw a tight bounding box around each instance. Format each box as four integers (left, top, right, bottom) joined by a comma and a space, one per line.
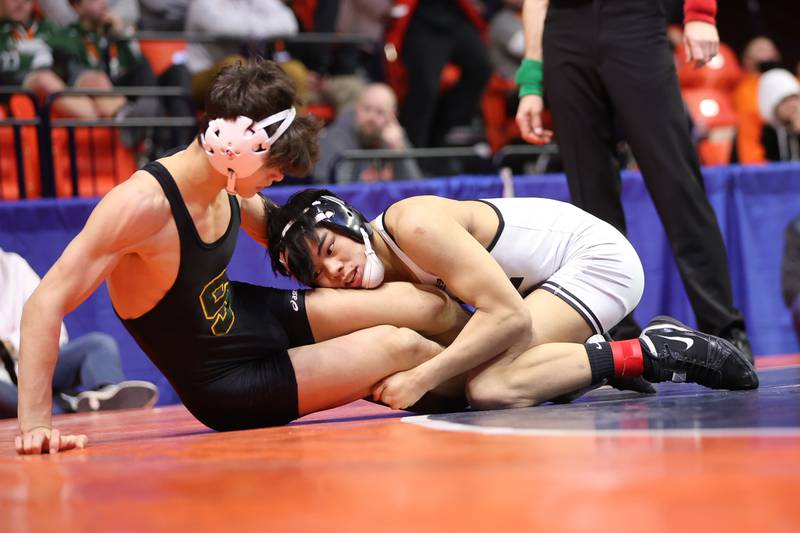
758, 69, 800, 126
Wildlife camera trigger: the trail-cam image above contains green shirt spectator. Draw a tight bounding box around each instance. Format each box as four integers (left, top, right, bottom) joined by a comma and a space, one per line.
59, 17, 141, 85
0, 6, 73, 85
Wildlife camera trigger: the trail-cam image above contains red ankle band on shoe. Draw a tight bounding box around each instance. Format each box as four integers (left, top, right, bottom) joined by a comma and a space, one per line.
610, 339, 644, 378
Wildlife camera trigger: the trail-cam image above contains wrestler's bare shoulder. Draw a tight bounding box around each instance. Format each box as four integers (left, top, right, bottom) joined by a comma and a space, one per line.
89, 171, 172, 247
385, 196, 475, 231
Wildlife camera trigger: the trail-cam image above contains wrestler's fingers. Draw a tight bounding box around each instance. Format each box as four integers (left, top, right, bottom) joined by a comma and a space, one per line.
28, 432, 44, 455
372, 380, 387, 402
60, 434, 88, 451
48, 428, 61, 454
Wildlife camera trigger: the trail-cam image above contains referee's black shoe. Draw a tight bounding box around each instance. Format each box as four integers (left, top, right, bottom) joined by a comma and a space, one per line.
639, 316, 759, 391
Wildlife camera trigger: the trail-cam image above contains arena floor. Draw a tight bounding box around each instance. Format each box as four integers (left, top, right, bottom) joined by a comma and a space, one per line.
2, 355, 799, 533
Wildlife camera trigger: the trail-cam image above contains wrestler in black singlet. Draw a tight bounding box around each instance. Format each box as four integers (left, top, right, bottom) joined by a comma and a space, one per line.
117, 162, 314, 431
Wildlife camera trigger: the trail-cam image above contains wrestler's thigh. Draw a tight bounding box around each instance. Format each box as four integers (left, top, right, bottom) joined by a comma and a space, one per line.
523, 289, 594, 346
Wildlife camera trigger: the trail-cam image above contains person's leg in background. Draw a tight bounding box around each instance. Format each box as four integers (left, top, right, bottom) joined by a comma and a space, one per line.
73, 70, 127, 118
597, 0, 749, 357
157, 63, 196, 150
542, 1, 642, 341
23, 69, 98, 119
52, 332, 158, 412
399, 14, 454, 148
113, 58, 165, 151
430, 12, 491, 147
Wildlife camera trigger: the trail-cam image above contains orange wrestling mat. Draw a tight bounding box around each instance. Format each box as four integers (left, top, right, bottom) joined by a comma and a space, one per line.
2, 357, 798, 532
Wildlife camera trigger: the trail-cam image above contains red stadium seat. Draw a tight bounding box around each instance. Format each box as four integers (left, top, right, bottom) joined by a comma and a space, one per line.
51, 125, 137, 198
681, 88, 737, 166
0, 93, 41, 200
481, 74, 520, 152
676, 42, 743, 93
682, 87, 737, 130
139, 39, 188, 77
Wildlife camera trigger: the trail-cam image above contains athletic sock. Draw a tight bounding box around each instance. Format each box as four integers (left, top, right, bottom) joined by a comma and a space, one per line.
584, 339, 646, 385
584, 342, 615, 385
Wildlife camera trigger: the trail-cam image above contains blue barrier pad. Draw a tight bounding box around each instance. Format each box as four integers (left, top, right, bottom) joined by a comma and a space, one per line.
2, 162, 799, 405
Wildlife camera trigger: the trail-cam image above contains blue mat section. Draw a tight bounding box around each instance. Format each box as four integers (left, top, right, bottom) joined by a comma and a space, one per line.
2, 162, 799, 405
414, 365, 800, 434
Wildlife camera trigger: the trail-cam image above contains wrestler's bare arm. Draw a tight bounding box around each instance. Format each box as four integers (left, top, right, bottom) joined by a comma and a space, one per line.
239, 193, 273, 247
16, 174, 169, 454
380, 200, 532, 397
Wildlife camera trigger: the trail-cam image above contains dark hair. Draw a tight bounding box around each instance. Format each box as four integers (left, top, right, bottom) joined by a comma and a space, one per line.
267, 189, 339, 286
199, 58, 320, 177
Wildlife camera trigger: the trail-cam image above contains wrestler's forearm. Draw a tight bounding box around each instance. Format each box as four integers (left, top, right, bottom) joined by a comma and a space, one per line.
17, 294, 63, 432
414, 307, 531, 390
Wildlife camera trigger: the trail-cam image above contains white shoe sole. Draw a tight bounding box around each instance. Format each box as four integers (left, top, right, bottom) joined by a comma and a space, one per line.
75, 380, 159, 412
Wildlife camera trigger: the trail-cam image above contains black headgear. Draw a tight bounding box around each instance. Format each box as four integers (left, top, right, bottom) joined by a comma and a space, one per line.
280, 194, 372, 243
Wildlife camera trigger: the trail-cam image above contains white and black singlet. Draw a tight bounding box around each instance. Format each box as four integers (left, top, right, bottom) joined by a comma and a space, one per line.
373, 197, 645, 335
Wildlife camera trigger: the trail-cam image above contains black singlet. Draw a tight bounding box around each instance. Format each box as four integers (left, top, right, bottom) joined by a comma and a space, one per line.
117, 161, 313, 431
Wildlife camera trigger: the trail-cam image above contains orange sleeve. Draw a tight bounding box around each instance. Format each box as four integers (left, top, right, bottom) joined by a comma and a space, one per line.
732, 80, 766, 164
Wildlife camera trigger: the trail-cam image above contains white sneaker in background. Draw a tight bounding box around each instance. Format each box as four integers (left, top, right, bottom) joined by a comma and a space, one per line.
75, 380, 159, 412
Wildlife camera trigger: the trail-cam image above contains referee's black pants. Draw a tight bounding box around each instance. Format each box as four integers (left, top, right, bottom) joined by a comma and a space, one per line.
542, 0, 744, 337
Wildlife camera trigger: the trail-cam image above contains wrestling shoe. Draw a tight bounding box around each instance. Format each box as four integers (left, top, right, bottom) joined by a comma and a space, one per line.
75, 380, 159, 412
639, 316, 758, 390
721, 326, 755, 365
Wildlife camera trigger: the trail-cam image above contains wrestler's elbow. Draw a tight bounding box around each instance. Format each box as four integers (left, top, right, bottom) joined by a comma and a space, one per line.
499, 302, 533, 350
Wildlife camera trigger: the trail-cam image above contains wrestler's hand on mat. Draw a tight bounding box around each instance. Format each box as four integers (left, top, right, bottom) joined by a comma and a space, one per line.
15, 427, 88, 455
516, 94, 553, 145
373, 369, 431, 410
683, 21, 719, 69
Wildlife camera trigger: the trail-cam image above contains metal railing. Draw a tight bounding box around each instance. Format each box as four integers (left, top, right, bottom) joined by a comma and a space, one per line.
493, 144, 560, 175
330, 145, 494, 183
330, 144, 561, 183
0, 88, 41, 200
43, 86, 197, 197
133, 31, 377, 47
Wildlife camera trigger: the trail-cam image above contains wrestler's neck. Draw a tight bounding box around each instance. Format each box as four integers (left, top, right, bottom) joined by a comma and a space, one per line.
160, 142, 230, 207
368, 225, 419, 283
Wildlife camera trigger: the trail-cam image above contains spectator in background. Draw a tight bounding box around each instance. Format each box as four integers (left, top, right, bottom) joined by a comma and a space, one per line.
336, 0, 393, 84
489, 0, 524, 83
185, 0, 299, 106
37, 0, 139, 28
62, 0, 195, 151
732, 37, 782, 164
0, 247, 158, 419
386, 0, 492, 149
757, 68, 800, 161
0, 0, 101, 118
314, 83, 421, 184
783, 215, 800, 343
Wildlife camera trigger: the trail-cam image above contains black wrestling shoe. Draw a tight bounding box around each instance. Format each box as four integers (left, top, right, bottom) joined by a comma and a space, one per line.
721, 326, 755, 365
639, 316, 759, 390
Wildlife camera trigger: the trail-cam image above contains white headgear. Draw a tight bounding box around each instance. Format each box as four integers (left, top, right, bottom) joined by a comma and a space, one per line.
200, 107, 296, 194
359, 227, 385, 289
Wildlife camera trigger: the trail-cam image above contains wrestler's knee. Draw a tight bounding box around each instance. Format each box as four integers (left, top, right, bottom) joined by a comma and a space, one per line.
465, 369, 544, 410
384, 326, 437, 368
